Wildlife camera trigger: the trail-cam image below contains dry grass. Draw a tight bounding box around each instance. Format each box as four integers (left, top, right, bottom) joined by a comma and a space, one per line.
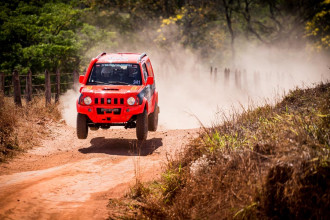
0, 94, 61, 162
0, 94, 19, 162
111, 82, 330, 219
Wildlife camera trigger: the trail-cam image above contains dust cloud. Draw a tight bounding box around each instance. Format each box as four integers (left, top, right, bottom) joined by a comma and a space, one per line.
60, 44, 330, 129
60, 88, 79, 127
150, 44, 329, 129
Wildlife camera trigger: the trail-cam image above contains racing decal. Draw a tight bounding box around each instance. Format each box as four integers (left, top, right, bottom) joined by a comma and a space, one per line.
133, 80, 141, 85
140, 86, 152, 102
145, 85, 152, 102
83, 86, 93, 92
130, 86, 138, 91
137, 88, 145, 104
137, 86, 152, 104
107, 57, 129, 62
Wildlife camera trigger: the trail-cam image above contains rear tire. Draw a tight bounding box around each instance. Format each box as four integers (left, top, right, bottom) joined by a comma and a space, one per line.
148, 102, 159, 131
77, 113, 88, 139
136, 109, 148, 140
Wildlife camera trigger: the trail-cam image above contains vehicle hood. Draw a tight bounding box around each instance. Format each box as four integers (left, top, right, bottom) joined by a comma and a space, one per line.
81, 85, 143, 95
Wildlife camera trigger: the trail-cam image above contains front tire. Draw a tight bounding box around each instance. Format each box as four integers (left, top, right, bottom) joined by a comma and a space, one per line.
136, 109, 148, 140
77, 113, 88, 139
148, 102, 159, 131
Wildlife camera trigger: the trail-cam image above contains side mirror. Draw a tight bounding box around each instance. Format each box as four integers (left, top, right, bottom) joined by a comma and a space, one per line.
146, 77, 154, 85
79, 75, 85, 84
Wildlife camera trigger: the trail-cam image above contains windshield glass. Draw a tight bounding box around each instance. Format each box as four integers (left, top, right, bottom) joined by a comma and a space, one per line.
87, 63, 142, 85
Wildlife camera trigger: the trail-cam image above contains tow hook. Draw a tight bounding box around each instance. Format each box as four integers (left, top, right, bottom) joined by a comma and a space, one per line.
125, 121, 136, 129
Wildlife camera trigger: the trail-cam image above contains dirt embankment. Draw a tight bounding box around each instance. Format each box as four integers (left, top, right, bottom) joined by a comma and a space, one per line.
0, 124, 199, 219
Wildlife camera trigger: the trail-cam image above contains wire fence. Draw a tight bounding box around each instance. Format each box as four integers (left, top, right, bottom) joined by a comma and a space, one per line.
0, 70, 79, 106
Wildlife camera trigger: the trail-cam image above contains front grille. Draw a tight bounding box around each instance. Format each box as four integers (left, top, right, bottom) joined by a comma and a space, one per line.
94, 97, 125, 105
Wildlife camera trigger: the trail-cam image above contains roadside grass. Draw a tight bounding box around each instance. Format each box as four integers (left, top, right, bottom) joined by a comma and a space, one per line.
110, 82, 330, 219
0, 94, 61, 162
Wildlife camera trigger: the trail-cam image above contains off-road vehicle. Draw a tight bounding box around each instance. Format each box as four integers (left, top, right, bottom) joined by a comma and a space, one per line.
76, 52, 159, 140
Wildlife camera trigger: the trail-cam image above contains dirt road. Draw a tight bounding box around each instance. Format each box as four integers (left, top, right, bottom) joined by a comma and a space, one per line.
0, 123, 199, 219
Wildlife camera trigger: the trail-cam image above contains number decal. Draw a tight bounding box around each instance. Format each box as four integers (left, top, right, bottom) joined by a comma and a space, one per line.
133, 80, 141, 85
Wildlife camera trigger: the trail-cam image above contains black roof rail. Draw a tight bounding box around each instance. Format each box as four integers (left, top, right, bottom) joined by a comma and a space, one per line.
96, 52, 106, 59
138, 52, 147, 62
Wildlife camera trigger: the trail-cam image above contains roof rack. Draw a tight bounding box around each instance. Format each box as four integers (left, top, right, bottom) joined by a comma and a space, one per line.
96, 52, 106, 59
138, 52, 147, 62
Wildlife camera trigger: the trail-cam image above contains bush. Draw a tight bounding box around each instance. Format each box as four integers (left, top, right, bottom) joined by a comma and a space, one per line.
0, 95, 61, 162
121, 82, 330, 219
0, 94, 19, 162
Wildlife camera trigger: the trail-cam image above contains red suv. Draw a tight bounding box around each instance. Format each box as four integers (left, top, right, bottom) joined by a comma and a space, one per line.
76, 52, 159, 140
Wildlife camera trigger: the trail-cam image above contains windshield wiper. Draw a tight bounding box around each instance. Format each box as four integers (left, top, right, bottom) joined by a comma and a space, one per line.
88, 80, 107, 85
108, 81, 130, 85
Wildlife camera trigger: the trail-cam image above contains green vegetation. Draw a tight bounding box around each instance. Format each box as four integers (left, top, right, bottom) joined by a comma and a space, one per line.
1, 1, 329, 215
111, 82, 330, 219
1, 0, 329, 78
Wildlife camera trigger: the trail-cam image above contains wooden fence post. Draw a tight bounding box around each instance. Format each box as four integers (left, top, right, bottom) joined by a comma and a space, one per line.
25, 69, 32, 102
214, 67, 217, 81
224, 68, 230, 83
235, 69, 241, 89
254, 71, 260, 86
73, 69, 79, 88
13, 69, 22, 106
45, 69, 51, 105
210, 66, 213, 78
55, 69, 60, 103
0, 72, 4, 95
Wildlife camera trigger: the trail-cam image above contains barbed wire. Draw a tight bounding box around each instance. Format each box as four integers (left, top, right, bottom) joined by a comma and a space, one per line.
1, 73, 76, 78
5, 92, 74, 98
4, 81, 75, 88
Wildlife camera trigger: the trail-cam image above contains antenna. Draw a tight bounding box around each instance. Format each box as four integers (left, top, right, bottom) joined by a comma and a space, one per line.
138, 52, 147, 62
96, 52, 106, 59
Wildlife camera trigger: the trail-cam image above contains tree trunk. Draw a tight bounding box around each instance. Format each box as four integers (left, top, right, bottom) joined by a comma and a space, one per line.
45, 69, 51, 106
55, 69, 60, 103
25, 69, 32, 103
13, 69, 22, 106
73, 69, 79, 89
223, 0, 236, 62
243, 0, 265, 43
0, 72, 4, 95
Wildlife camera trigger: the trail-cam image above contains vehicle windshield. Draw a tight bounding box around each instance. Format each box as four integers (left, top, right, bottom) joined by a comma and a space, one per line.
87, 63, 142, 85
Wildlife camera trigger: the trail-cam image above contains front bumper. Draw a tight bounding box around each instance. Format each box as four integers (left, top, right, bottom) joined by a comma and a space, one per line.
77, 104, 144, 123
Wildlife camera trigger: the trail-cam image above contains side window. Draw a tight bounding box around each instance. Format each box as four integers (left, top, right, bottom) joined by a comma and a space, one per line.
142, 63, 148, 82
146, 61, 154, 77
146, 61, 155, 86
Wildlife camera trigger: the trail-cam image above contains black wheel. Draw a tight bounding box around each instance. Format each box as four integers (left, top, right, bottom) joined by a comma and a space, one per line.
77, 113, 88, 139
136, 109, 148, 140
148, 102, 159, 131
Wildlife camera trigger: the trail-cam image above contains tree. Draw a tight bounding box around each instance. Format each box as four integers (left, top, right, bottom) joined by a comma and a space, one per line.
222, 0, 236, 60
305, 0, 330, 52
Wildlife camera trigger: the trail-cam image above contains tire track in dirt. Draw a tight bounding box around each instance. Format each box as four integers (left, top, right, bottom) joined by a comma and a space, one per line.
0, 124, 199, 219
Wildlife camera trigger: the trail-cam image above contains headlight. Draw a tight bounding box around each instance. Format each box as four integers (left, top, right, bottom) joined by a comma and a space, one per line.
83, 96, 92, 105
127, 97, 136, 105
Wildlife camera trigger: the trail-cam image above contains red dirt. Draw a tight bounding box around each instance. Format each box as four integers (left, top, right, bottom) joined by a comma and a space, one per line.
0, 123, 199, 219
